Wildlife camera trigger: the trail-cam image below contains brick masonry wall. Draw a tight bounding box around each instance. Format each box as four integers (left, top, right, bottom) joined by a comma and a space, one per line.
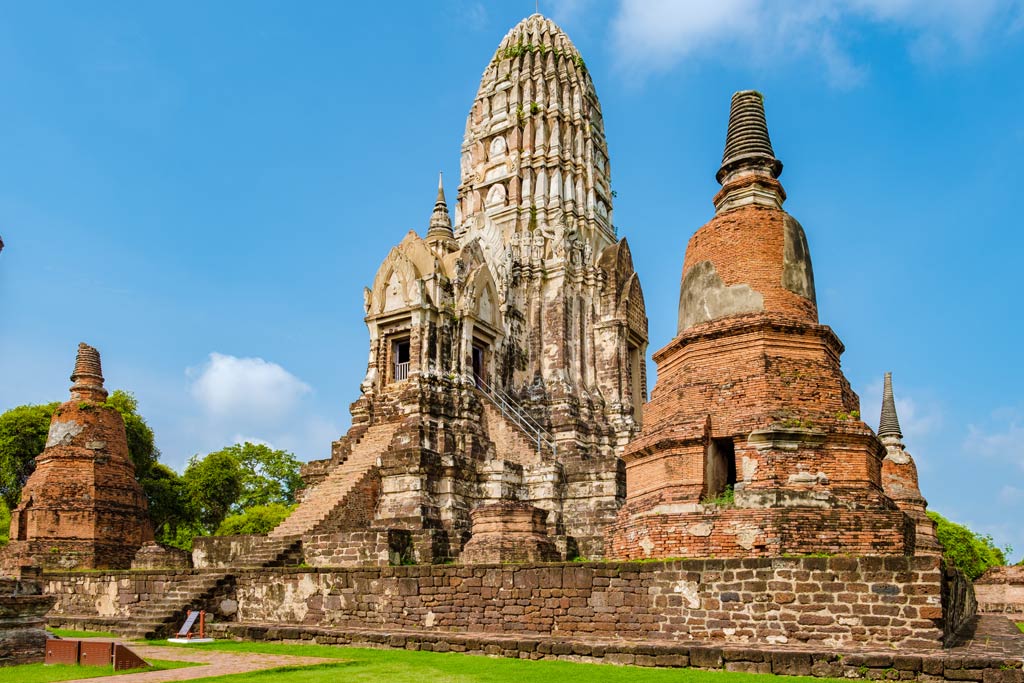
44, 570, 198, 618
193, 536, 271, 569
303, 532, 391, 567
1, 569, 54, 666
975, 567, 1024, 615
222, 556, 964, 650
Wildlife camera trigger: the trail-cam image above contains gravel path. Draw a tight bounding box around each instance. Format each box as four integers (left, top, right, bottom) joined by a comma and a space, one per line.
56, 639, 339, 683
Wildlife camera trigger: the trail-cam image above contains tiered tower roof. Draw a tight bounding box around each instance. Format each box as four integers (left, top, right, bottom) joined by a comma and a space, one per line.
456, 14, 615, 262
878, 372, 904, 439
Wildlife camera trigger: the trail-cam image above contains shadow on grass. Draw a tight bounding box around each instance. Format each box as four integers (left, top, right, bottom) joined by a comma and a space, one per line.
150, 640, 848, 683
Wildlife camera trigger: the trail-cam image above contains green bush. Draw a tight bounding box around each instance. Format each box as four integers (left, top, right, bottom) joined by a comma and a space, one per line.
927, 511, 1007, 580
216, 503, 295, 536
0, 500, 9, 546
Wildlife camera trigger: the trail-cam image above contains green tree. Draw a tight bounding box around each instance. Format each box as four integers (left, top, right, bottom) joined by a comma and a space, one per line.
105, 390, 160, 479
228, 442, 303, 510
183, 450, 244, 533
0, 402, 58, 509
0, 392, 160, 509
216, 502, 295, 536
141, 462, 195, 546
927, 511, 1008, 580
0, 500, 10, 546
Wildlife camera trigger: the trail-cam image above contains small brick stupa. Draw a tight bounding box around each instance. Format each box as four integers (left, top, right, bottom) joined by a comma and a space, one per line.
4, 343, 153, 569
878, 372, 941, 555
609, 91, 916, 559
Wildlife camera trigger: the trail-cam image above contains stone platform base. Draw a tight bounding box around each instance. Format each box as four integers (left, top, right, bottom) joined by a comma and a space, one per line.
460, 502, 560, 564
206, 618, 1023, 679
44, 556, 978, 651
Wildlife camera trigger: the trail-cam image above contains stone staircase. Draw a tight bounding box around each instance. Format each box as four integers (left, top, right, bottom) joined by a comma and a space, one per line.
482, 401, 545, 464
117, 536, 303, 640
118, 571, 232, 640
269, 422, 397, 540
238, 535, 304, 566
472, 379, 556, 460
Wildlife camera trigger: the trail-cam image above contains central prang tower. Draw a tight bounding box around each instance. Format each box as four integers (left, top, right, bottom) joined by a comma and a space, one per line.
280, 15, 647, 562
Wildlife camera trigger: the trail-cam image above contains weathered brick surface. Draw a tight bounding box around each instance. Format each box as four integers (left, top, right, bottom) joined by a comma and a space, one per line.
0, 567, 54, 666
975, 567, 1024, 615
131, 542, 192, 570
610, 96, 920, 560
47, 557, 966, 649
2, 344, 152, 571
681, 200, 818, 326
460, 502, 560, 564
274, 14, 651, 566
41, 557, 950, 650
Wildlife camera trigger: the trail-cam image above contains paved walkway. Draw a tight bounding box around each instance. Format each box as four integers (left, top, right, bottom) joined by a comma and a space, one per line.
58, 639, 339, 683
948, 613, 1024, 659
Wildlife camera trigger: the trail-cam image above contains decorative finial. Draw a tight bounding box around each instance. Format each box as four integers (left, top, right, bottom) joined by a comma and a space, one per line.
716, 90, 783, 185
426, 172, 456, 247
878, 372, 903, 439
70, 342, 108, 402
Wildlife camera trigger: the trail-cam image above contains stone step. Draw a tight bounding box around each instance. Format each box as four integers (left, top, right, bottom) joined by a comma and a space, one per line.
268, 423, 396, 539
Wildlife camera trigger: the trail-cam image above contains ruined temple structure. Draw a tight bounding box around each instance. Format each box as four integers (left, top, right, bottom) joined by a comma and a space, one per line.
878, 372, 941, 555
610, 91, 934, 559
272, 14, 647, 562
1, 343, 153, 570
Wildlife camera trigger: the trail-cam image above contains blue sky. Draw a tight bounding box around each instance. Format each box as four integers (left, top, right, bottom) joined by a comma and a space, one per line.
1, 1, 1022, 559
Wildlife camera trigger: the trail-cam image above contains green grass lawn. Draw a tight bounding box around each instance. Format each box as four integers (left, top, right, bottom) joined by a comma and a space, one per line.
7, 658, 198, 683
47, 627, 119, 639
1017, 622, 1024, 634
153, 640, 846, 683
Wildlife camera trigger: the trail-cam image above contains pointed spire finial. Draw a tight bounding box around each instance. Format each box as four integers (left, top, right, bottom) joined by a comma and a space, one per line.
426, 172, 456, 248
878, 372, 903, 439
70, 342, 108, 402
716, 90, 783, 185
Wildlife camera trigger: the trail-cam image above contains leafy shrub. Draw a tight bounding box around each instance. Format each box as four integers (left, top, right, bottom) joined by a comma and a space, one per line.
0, 500, 9, 546
927, 511, 1007, 580
216, 503, 295, 536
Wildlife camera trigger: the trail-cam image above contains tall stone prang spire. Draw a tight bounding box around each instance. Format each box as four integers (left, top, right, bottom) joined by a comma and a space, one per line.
610, 91, 920, 560
878, 372, 942, 555
286, 14, 648, 563
456, 14, 615, 261
2, 343, 153, 570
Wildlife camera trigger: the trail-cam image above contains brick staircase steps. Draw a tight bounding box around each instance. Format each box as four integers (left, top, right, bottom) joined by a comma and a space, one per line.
117, 571, 233, 640
481, 401, 544, 464
269, 423, 397, 540
116, 536, 303, 640
109, 422, 396, 640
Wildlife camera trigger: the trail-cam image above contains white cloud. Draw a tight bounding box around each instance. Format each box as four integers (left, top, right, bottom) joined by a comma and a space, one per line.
610, 0, 1020, 86
456, 1, 488, 31
231, 435, 275, 449
999, 485, 1024, 504
188, 352, 311, 422
859, 378, 941, 445
965, 407, 1024, 472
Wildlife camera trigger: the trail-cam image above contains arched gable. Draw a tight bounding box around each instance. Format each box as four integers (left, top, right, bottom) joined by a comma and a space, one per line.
465, 264, 501, 327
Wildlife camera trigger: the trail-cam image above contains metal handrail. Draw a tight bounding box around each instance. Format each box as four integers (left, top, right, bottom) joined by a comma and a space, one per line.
394, 361, 410, 381
475, 375, 556, 458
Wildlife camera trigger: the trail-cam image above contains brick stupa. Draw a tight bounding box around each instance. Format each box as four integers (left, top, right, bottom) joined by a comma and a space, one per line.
609, 91, 918, 559
878, 372, 941, 555
4, 343, 153, 569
